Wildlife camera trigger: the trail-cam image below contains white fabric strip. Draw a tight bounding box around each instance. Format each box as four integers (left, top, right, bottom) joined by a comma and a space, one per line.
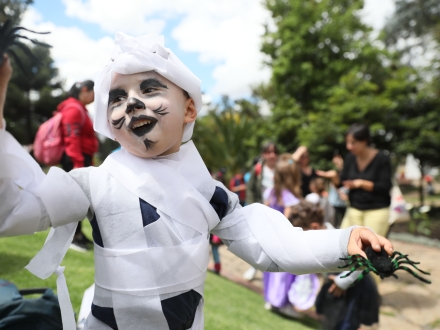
227, 204, 352, 274
334, 270, 363, 290
94, 236, 209, 295
55, 266, 77, 330
100, 141, 220, 233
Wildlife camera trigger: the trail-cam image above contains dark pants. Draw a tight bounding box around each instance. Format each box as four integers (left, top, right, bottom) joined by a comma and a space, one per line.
61, 153, 93, 236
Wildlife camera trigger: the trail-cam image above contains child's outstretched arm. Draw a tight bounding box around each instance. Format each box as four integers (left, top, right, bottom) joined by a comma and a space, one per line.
210, 183, 393, 275
0, 56, 89, 237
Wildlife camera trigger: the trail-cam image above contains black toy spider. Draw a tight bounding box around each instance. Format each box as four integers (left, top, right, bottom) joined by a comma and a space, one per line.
0, 19, 51, 75
339, 246, 431, 285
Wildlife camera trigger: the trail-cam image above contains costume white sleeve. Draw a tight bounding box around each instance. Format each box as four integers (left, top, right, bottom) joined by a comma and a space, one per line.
0, 122, 89, 237
211, 184, 354, 274
333, 270, 363, 290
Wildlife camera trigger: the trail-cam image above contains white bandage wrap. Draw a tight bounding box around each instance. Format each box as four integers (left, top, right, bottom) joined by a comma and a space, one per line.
93, 235, 209, 296
334, 270, 363, 290
33, 167, 89, 228
94, 33, 202, 142
221, 204, 353, 274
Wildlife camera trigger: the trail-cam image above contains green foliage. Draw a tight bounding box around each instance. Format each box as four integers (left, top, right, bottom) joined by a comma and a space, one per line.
193, 96, 270, 178
257, 0, 439, 171
4, 44, 64, 144
0, 0, 33, 25
1, 1, 63, 144
383, 0, 440, 46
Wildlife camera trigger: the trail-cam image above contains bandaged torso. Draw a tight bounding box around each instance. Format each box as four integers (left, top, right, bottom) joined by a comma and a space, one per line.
84, 141, 226, 330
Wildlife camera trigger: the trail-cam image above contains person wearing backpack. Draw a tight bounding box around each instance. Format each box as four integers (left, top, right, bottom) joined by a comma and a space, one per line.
59, 80, 98, 252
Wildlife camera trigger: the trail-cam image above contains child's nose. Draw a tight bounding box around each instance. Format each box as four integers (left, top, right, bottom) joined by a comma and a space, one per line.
125, 97, 145, 114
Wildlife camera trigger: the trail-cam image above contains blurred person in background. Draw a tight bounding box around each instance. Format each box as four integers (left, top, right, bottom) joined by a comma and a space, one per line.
229, 170, 246, 206
262, 160, 306, 319
59, 80, 98, 251
244, 142, 278, 280
305, 178, 335, 227
292, 146, 317, 197
320, 123, 392, 237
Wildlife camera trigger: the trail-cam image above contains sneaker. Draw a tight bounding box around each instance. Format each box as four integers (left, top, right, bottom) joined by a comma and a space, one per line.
264, 302, 273, 311
243, 267, 257, 281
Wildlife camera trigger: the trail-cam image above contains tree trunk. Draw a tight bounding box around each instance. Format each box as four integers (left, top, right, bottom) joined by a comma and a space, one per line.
25, 90, 32, 144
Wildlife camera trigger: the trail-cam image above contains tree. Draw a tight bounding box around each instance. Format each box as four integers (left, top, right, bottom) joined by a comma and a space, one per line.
383, 0, 440, 204
193, 96, 270, 178
1, 1, 64, 144
4, 44, 64, 144
0, 0, 32, 24
259, 0, 418, 168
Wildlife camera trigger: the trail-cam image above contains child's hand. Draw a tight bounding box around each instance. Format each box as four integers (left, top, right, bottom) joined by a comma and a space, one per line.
347, 227, 393, 259
327, 275, 345, 297
0, 55, 12, 87
0, 54, 12, 129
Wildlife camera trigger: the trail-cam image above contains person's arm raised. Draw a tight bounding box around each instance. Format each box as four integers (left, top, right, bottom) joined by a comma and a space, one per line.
0, 55, 12, 129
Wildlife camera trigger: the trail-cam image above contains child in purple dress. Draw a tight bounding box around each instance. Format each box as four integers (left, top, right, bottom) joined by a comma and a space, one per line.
263, 160, 319, 318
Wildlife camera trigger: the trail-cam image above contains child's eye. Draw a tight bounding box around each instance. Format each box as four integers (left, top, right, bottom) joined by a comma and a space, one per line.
143, 87, 157, 94
109, 95, 126, 105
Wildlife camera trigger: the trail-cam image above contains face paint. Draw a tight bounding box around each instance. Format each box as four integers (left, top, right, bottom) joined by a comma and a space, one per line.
143, 138, 156, 150
127, 114, 157, 137
111, 116, 125, 129
107, 71, 191, 158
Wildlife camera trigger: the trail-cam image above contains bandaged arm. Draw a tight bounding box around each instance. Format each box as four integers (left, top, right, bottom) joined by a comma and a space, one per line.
211, 184, 354, 274
0, 121, 89, 237
333, 270, 363, 290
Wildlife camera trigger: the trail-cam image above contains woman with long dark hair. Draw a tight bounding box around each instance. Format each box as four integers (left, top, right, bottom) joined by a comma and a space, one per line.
59, 80, 98, 251
322, 123, 392, 237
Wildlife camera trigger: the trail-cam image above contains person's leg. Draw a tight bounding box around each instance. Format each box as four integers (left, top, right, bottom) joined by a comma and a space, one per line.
334, 206, 346, 228
211, 244, 221, 274
363, 208, 390, 237
340, 207, 364, 229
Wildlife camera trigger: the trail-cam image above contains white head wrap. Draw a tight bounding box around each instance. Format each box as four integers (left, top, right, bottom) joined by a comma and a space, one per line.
94, 32, 202, 142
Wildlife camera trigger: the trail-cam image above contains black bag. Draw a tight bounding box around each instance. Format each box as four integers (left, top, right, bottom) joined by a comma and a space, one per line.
0, 279, 63, 330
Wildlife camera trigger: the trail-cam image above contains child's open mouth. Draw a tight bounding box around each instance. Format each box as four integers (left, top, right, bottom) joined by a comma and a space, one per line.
128, 115, 157, 137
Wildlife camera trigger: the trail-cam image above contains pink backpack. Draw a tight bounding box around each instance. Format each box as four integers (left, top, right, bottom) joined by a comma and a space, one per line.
33, 105, 85, 166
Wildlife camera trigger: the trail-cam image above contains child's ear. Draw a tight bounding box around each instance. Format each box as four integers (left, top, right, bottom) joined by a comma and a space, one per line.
183, 98, 197, 124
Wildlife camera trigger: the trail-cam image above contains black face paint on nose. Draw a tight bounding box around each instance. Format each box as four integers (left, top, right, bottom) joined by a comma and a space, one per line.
125, 97, 146, 114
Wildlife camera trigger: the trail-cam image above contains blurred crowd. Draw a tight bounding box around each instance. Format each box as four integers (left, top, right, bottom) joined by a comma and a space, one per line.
210, 123, 393, 330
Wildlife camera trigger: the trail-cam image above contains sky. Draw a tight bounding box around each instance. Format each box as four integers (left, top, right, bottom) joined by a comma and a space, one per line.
20, 0, 395, 105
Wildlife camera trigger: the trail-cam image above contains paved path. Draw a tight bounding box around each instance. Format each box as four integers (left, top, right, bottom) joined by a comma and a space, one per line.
211, 240, 440, 330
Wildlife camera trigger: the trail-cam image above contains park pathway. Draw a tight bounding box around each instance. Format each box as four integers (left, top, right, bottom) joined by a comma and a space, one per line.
213, 240, 440, 330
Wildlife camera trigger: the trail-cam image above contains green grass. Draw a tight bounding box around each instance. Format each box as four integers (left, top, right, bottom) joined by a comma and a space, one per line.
0, 222, 317, 329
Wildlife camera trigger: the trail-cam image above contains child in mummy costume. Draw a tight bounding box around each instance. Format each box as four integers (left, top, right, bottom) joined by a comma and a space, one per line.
0, 33, 393, 330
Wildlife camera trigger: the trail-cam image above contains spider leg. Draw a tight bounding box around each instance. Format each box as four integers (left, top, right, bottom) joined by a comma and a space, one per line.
338, 255, 365, 269
339, 264, 363, 277
16, 35, 52, 48
396, 266, 431, 284
350, 267, 377, 286
397, 261, 431, 275
12, 41, 40, 64
0, 19, 13, 40
390, 251, 406, 259
9, 26, 51, 36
